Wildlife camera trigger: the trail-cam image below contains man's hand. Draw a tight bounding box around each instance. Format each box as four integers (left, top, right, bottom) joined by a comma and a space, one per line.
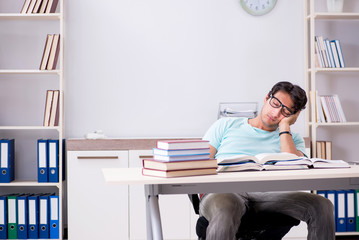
279, 111, 301, 131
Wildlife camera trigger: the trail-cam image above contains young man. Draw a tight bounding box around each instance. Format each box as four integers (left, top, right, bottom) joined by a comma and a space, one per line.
200, 81, 335, 240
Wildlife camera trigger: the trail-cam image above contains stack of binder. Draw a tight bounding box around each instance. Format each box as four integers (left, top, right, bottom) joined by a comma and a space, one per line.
37, 139, 60, 183
317, 189, 358, 232
0, 139, 15, 183
0, 193, 59, 239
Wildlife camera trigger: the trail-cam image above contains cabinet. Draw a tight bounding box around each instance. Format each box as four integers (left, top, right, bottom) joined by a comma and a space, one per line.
305, 0, 359, 237
66, 139, 200, 240
67, 150, 129, 240
0, 0, 65, 239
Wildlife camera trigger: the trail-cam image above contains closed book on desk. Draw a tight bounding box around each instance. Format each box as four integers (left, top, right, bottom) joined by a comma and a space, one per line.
143, 159, 217, 171
153, 154, 210, 162
142, 167, 217, 178
157, 140, 209, 150
152, 148, 210, 156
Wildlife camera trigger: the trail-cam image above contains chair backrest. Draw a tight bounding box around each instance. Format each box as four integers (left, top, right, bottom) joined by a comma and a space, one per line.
188, 194, 200, 214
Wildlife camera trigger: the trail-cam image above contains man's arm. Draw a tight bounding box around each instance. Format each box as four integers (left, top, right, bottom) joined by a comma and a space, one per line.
278, 111, 304, 157
209, 145, 217, 159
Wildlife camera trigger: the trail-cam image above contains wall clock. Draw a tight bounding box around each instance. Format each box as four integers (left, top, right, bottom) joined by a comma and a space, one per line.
240, 0, 278, 16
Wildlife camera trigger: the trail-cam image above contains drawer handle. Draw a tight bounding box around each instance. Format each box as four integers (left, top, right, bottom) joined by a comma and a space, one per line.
77, 156, 119, 160
139, 155, 153, 159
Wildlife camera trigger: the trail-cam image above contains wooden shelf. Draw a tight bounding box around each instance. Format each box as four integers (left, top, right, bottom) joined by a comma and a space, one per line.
0, 13, 61, 20
336, 231, 359, 236
308, 67, 359, 73
0, 69, 60, 74
0, 126, 61, 130
306, 12, 359, 20
309, 122, 359, 127
0, 180, 61, 187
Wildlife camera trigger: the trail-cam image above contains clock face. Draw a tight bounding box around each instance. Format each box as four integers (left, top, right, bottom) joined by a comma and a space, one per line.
240, 0, 278, 16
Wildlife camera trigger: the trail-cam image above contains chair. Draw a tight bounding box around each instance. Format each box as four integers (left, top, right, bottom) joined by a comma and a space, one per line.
189, 194, 300, 240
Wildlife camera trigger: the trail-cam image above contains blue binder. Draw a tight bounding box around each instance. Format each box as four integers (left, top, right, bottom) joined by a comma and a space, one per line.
0, 139, 15, 183
48, 140, 59, 183
326, 190, 336, 231
49, 196, 59, 239
17, 195, 28, 239
336, 190, 347, 232
346, 190, 356, 232
28, 195, 40, 239
39, 195, 50, 239
0, 196, 7, 239
37, 139, 48, 182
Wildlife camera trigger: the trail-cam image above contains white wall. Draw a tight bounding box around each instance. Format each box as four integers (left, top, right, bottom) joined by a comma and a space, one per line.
65, 0, 306, 138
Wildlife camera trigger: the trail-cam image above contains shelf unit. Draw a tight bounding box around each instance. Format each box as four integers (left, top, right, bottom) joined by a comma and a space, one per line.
305, 0, 359, 158
305, 0, 359, 237
0, 1, 64, 239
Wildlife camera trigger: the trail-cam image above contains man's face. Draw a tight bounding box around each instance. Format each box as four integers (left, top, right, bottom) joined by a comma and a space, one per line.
260, 91, 295, 130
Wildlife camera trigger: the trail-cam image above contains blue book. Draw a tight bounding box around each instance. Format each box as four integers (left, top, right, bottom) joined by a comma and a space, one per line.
0, 139, 15, 183
332, 39, 345, 68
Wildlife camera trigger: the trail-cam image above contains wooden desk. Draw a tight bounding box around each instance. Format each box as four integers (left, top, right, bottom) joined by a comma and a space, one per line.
103, 166, 359, 240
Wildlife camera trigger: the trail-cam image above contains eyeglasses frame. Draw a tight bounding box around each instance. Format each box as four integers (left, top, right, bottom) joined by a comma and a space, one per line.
268, 95, 294, 117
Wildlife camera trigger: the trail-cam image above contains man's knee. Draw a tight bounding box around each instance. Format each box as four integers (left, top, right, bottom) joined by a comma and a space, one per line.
200, 193, 246, 221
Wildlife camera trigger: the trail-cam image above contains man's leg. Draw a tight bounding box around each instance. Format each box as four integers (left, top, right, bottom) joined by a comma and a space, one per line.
199, 193, 247, 240
247, 191, 335, 240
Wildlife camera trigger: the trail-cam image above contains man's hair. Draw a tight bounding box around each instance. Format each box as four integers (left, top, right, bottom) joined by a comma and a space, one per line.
268, 81, 307, 113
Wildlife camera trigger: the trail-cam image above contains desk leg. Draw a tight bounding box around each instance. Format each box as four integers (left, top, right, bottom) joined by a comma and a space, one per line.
145, 185, 163, 240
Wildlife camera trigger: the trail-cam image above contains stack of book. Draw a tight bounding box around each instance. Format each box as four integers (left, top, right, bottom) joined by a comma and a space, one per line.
315, 36, 345, 68
142, 140, 217, 178
313, 140, 332, 160
40, 34, 60, 70
43, 90, 60, 126
21, 0, 59, 14
313, 92, 347, 123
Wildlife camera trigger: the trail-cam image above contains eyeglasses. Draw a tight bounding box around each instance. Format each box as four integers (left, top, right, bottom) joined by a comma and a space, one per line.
268, 95, 294, 117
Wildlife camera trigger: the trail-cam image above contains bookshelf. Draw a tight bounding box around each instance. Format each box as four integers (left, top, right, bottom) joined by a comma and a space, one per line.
0, 0, 64, 239
305, 0, 359, 236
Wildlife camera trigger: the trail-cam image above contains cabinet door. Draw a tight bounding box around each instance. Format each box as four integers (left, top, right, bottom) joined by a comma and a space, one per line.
67, 151, 129, 240
129, 150, 196, 240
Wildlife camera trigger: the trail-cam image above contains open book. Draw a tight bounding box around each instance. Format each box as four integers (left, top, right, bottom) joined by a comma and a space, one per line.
217, 153, 350, 172
217, 152, 302, 165
274, 158, 350, 169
